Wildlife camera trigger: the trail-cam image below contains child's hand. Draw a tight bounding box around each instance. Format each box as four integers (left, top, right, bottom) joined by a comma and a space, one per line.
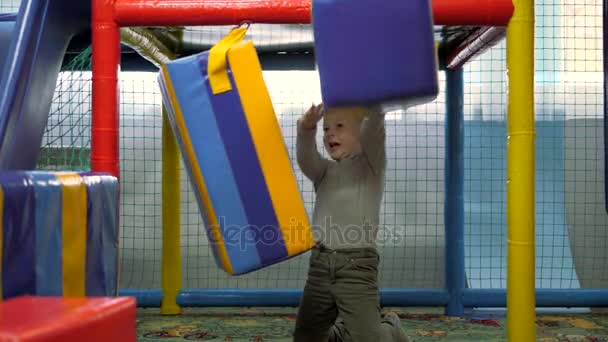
298, 103, 323, 130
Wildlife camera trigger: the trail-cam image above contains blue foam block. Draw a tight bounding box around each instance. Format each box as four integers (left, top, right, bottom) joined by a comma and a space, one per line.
312, 0, 438, 110
0, 171, 119, 299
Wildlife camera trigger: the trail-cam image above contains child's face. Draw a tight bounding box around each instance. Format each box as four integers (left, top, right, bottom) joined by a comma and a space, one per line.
322, 110, 362, 160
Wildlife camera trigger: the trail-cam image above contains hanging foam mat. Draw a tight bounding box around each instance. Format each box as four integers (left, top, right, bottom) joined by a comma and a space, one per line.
312, 0, 439, 110
159, 27, 315, 275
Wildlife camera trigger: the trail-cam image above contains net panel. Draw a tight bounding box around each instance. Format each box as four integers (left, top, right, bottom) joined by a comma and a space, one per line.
463, 43, 509, 289
464, 0, 607, 290
38, 47, 92, 171
556, 0, 606, 289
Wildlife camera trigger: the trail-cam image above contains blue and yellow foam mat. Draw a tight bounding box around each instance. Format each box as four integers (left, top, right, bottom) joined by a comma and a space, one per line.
0, 171, 119, 300
158, 27, 315, 276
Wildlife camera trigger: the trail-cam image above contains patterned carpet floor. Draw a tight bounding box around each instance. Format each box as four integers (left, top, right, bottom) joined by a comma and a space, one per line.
137, 307, 608, 341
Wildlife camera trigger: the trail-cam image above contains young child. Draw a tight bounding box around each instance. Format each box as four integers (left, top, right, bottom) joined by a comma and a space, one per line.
293, 103, 409, 342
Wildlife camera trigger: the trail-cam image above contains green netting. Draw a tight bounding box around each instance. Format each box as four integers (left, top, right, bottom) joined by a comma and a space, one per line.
0, 0, 19, 12
38, 46, 92, 171
2, 0, 605, 293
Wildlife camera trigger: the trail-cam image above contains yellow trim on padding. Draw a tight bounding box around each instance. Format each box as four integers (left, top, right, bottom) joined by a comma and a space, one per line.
56, 172, 87, 296
208, 27, 247, 95
160, 66, 234, 275
228, 41, 315, 256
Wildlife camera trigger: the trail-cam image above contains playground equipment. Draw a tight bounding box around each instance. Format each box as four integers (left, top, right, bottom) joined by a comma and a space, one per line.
92, 1, 606, 340
88, 0, 537, 339
0, 0, 605, 342
0, 0, 121, 299
0, 2, 130, 340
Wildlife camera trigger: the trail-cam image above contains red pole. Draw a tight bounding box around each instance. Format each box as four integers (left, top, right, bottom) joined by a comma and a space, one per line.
113, 0, 513, 27
432, 0, 514, 26
92, 0, 120, 178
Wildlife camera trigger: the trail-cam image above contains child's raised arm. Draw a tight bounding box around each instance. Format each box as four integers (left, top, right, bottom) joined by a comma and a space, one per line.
296, 104, 328, 185
360, 107, 386, 175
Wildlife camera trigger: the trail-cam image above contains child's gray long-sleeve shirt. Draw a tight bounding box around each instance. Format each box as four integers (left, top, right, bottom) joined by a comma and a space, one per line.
296, 112, 386, 250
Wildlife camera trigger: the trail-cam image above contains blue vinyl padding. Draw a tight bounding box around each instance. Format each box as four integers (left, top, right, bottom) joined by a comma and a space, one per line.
198, 55, 288, 265
84, 174, 107, 296
1, 173, 36, 298
0, 171, 119, 299
0, 14, 16, 22
97, 174, 120, 297
31, 172, 63, 296
312, 0, 438, 109
165, 56, 262, 274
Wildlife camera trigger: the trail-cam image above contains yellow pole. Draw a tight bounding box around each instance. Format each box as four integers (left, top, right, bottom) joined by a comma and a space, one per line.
506, 0, 535, 339
120, 27, 184, 315
161, 105, 182, 315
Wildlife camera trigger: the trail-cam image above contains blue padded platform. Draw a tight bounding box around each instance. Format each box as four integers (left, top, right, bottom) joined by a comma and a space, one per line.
0, 171, 119, 299
0, 0, 90, 170
312, 0, 438, 110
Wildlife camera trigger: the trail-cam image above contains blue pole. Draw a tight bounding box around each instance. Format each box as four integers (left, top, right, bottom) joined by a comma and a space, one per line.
445, 66, 466, 316
119, 288, 450, 307
120, 288, 608, 308
463, 289, 608, 307
119, 289, 163, 307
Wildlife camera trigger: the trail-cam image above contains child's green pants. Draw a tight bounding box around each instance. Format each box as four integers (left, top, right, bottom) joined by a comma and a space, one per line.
293, 246, 408, 342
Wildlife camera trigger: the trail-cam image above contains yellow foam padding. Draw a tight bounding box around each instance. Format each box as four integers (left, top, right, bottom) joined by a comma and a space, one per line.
56, 173, 87, 296
0, 186, 3, 301
208, 27, 247, 95
160, 65, 234, 274
228, 41, 315, 255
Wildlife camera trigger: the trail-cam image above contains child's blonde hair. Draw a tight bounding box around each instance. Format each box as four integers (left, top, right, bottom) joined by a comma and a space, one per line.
323, 105, 370, 123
